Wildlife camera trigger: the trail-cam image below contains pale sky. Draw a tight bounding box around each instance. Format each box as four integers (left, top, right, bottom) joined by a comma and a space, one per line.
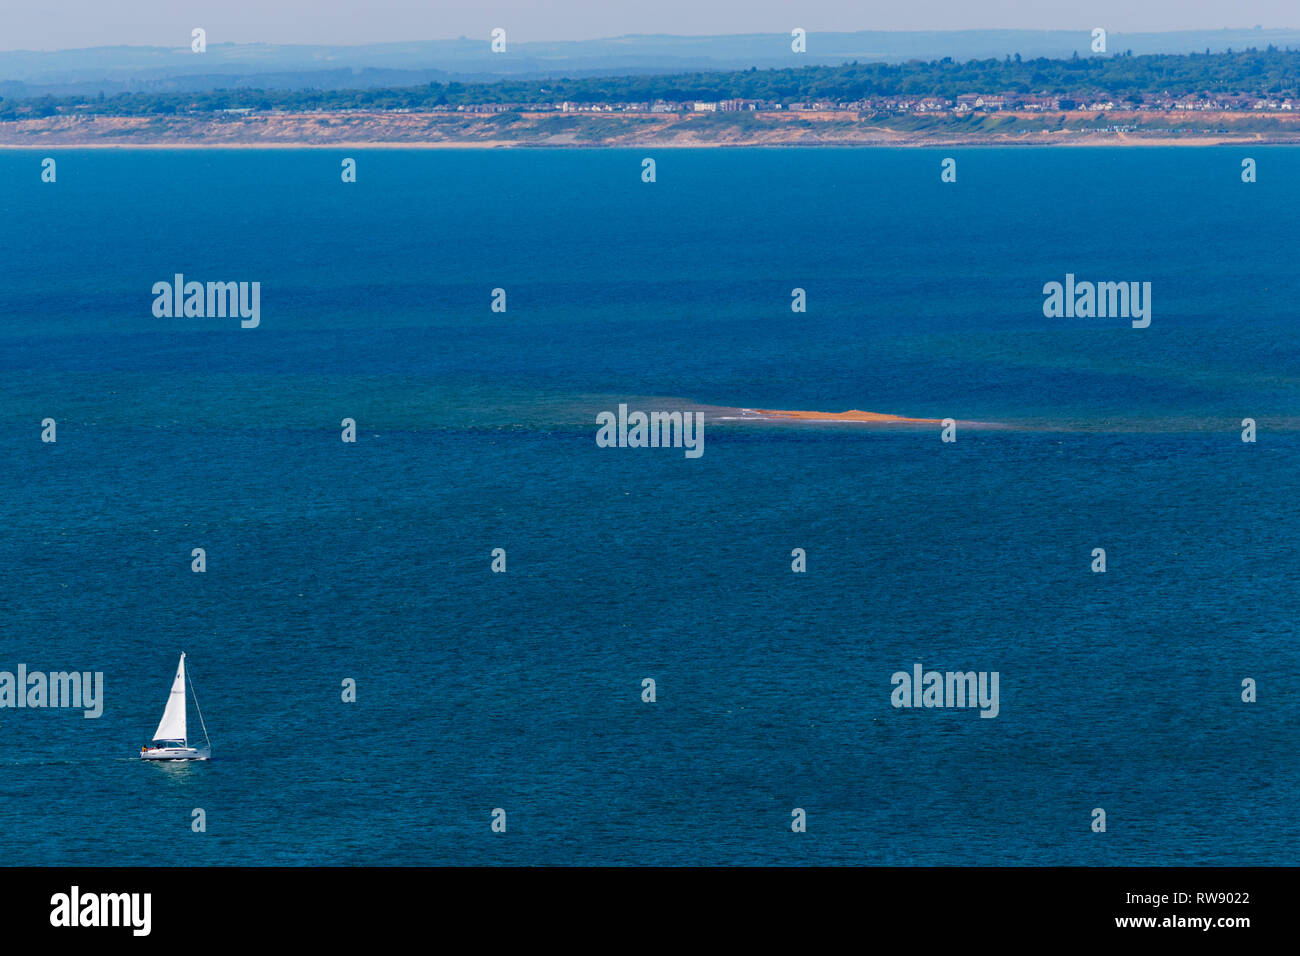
4, 0, 1297, 51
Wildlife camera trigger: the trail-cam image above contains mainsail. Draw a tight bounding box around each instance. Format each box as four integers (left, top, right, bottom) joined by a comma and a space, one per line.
152, 653, 188, 742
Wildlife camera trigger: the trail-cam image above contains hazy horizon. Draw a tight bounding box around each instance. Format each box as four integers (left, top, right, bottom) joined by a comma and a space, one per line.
7, 23, 1300, 98
7, 25, 1300, 56
3, 1, 1299, 52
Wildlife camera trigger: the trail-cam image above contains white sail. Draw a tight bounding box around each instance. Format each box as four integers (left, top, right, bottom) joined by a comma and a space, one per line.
152, 653, 187, 742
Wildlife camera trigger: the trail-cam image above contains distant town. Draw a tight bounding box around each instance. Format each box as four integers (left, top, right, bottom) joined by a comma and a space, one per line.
379, 89, 1298, 115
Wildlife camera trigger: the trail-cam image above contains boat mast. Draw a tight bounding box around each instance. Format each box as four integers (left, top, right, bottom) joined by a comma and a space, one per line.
186, 663, 212, 749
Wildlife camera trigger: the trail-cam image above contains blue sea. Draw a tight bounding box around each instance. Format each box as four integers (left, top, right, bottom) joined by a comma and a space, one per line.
0, 147, 1296, 865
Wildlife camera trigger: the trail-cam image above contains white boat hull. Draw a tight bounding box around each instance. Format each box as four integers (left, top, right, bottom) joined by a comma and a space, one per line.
141, 746, 210, 761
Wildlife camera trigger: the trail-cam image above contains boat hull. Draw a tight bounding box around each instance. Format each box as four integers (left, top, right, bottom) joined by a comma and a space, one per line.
141, 747, 210, 761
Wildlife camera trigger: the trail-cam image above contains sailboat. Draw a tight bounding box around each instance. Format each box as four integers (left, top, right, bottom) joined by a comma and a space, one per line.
140, 652, 212, 761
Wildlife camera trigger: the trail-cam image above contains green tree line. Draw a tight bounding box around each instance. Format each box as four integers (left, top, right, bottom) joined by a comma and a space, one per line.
2, 47, 1298, 119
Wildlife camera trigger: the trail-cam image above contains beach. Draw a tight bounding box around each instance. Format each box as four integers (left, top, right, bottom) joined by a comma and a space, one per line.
3, 109, 1299, 147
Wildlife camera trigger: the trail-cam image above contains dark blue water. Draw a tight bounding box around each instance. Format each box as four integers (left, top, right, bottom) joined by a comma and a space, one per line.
1, 148, 1296, 864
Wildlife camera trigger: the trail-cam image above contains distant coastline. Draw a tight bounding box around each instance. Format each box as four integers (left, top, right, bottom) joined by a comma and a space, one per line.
4, 109, 1299, 147
6, 46, 1300, 147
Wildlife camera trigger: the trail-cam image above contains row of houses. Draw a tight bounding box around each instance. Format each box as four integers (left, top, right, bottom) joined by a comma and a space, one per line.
441, 95, 1297, 115
554, 99, 785, 113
